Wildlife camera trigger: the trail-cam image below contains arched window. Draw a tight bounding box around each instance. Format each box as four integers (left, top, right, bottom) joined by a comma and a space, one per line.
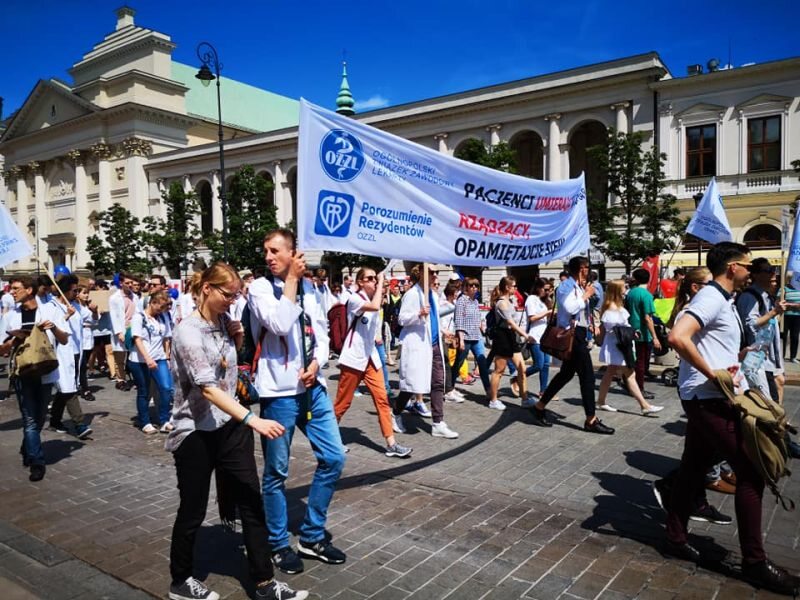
743, 224, 781, 250
509, 131, 544, 180
196, 181, 213, 235
569, 121, 608, 203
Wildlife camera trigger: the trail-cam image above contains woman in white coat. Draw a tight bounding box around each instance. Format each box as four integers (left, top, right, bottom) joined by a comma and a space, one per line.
394, 265, 458, 439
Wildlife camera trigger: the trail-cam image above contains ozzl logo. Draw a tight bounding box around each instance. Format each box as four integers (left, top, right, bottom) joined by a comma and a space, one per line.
315, 191, 355, 237
319, 129, 364, 182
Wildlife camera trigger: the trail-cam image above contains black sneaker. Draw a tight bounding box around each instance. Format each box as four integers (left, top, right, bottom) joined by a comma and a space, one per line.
652, 479, 672, 512
255, 580, 309, 600
169, 577, 219, 600
742, 560, 800, 596
584, 419, 615, 435
29, 465, 45, 482
531, 407, 552, 427
690, 504, 732, 524
49, 421, 67, 433
297, 539, 346, 565
271, 547, 304, 574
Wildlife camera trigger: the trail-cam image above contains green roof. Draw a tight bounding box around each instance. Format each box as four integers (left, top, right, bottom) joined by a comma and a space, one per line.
172, 62, 299, 133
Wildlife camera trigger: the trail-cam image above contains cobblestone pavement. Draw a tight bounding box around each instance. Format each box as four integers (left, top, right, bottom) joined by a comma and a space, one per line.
0, 358, 798, 600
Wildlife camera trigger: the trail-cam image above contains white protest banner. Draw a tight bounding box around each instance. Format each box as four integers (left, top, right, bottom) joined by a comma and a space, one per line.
0, 200, 32, 268
786, 200, 800, 278
297, 100, 589, 266
685, 177, 732, 245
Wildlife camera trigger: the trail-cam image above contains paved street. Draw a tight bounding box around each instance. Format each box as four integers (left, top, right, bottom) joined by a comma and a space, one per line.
0, 357, 798, 600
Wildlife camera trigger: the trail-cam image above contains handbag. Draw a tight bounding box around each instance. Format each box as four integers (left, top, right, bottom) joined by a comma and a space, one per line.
540, 308, 575, 361
235, 325, 266, 406
12, 326, 59, 378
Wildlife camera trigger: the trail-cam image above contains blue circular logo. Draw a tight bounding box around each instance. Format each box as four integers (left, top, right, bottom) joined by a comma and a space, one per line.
319, 129, 365, 182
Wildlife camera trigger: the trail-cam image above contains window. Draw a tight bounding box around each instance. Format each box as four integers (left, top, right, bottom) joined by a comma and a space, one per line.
748, 116, 781, 172
686, 124, 716, 177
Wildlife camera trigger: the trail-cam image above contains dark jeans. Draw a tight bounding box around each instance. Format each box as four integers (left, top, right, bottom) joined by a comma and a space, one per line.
634, 341, 651, 392
78, 349, 92, 392
395, 343, 445, 423
666, 399, 766, 564
540, 327, 595, 418
15, 377, 52, 466
783, 314, 800, 360
452, 338, 491, 391
170, 419, 274, 584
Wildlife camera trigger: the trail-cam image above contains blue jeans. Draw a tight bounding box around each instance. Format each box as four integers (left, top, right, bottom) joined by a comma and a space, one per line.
375, 343, 392, 396
525, 343, 550, 391
453, 338, 491, 391
260, 384, 346, 549
15, 377, 52, 466
128, 359, 174, 426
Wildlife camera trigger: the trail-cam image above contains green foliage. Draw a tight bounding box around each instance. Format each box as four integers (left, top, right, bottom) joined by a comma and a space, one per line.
588, 130, 686, 273
143, 182, 201, 278
205, 165, 279, 271
454, 138, 518, 173
792, 159, 800, 175
86, 203, 151, 275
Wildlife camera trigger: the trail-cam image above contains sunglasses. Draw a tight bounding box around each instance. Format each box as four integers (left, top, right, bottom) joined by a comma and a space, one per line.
360, 275, 377, 282
213, 285, 242, 301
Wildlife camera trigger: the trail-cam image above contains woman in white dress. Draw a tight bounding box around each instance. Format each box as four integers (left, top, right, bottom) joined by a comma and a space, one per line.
596, 280, 663, 415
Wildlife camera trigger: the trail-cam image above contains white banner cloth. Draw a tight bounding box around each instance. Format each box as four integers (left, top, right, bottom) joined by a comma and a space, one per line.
786, 200, 800, 278
685, 177, 732, 245
297, 100, 590, 266
0, 201, 32, 268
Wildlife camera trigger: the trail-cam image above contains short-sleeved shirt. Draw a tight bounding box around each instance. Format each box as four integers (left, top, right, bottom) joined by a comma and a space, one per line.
525, 295, 548, 342
677, 282, 744, 401
625, 286, 655, 342
129, 311, 172, 363
338, 291, 382, 371
165, 314, 236, 452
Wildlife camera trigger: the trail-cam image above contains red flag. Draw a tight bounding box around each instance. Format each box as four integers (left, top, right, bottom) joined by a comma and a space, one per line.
642, 255, 659, 295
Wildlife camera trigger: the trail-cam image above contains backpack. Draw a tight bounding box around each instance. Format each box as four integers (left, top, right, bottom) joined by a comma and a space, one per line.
484, 309, 497, 341
715, 369, 794, 510
12, 326, 59, 379
328, 301, 357, 355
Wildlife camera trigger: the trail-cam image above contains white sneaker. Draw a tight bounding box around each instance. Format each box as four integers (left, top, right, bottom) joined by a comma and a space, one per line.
160, 422, 174, 433
488, 400, 506, 411
597, 404, 618, 412
431, 421, 459, 439
142, 424, 158, 434
642, 405, 665, 416
392, 414, 406, 434
521, 395, 537, 409
444, 390, 464, 403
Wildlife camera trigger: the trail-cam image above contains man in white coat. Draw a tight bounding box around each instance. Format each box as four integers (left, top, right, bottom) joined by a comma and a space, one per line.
109, 272, 137, 390
393, 265, 458, 439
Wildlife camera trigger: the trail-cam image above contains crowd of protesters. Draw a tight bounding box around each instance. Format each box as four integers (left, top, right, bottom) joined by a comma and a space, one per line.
2, 231, 800, 598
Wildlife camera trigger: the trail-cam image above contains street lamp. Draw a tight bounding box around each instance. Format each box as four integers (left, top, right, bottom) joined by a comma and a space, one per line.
693, 192, 704, 267
195, 41, 228, 262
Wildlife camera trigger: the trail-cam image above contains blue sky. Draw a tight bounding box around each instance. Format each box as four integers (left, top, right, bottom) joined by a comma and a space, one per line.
2, 0, 796, 119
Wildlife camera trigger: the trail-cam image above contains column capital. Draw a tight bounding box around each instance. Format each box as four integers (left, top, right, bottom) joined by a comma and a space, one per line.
27, 161, 42, 175
271, 160, 282, 167
66, 149, 86, 166
485, 124, 503, 133
544, 113, 562, 122
433, 132, 449, 140
7, 166, 24, 182
122, 137, 152, 158
90, 142, 113, 160
209, 169, 220, 179
610, 101, 631, 111
558, 143, 571, 153
658, 102, 673, 116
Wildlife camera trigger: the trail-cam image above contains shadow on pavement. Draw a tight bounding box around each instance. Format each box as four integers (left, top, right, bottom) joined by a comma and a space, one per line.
623, 449, 680, 478
194, 524, 254, 596
661, 419, 687, 437
42, 438, 85, 465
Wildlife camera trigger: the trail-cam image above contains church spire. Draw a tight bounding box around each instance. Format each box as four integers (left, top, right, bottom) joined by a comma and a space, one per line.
335, 61, 355, 117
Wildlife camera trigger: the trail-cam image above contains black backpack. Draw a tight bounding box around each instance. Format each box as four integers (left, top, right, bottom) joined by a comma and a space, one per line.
484, 309, 497, 340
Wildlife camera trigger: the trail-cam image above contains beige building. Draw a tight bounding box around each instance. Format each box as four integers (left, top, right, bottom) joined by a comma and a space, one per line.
2, 7, 799, 286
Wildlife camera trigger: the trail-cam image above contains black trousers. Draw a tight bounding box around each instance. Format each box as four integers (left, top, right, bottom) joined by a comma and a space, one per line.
783, 314, 800, 360
169, 418, 274, 584
540, 327, 596, 418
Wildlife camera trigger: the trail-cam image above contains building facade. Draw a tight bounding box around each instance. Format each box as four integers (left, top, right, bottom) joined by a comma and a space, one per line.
2, 7, 799, 286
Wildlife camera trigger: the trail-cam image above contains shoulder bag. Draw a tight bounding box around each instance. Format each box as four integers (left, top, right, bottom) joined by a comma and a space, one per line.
540, 307, 574, 361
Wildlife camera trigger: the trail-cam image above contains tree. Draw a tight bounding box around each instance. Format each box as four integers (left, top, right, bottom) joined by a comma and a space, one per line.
143, 182, 202, 278
454, 138, 518, 173
588, 131, 685, 273
86, 203, 151, 275
205, 165, 279, 271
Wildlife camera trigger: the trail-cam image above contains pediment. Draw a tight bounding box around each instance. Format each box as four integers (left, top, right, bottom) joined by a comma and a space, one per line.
736, 93, 792, 111
0, 79, 99, 143
675, 102, 727, 118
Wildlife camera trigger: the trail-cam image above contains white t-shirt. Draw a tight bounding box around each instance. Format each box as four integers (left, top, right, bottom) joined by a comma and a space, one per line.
1, 293, 15, 313
80, 305, 96, 351
525, 295, 549, 342
129, 311, 172, 363
678, 282, 745, 400
339, 292, 382, 371
177, 293, 196, 322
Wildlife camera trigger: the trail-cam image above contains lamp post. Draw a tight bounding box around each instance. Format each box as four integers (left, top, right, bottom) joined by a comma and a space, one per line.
693, 192, 704, 267
195, 42, 228, 262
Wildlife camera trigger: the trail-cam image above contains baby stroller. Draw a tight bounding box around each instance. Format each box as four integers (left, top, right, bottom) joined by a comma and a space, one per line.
652, 315, 678, 386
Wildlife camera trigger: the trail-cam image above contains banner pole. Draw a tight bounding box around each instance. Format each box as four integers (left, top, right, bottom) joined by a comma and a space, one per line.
422, 263, 430, 310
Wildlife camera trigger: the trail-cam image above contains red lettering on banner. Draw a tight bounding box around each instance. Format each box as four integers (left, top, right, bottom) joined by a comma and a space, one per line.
457, 213, 531, 241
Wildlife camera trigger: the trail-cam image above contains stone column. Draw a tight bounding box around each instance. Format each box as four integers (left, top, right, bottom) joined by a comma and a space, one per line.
30, 162, 49, 253
91, 143, 113, 213
210, 170, 223, 231
610, 102, 630, 133
11, 167, 31, 265
486, 124, 503, 147
272, 161, 286, 225
433, 133, 449, 154
545, 114, 562, 180
559, 143, 571, 180
156, 178, 167, 219
123, 137, 152, 220
183, 174, 192, 194
68, 150, 88, 268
